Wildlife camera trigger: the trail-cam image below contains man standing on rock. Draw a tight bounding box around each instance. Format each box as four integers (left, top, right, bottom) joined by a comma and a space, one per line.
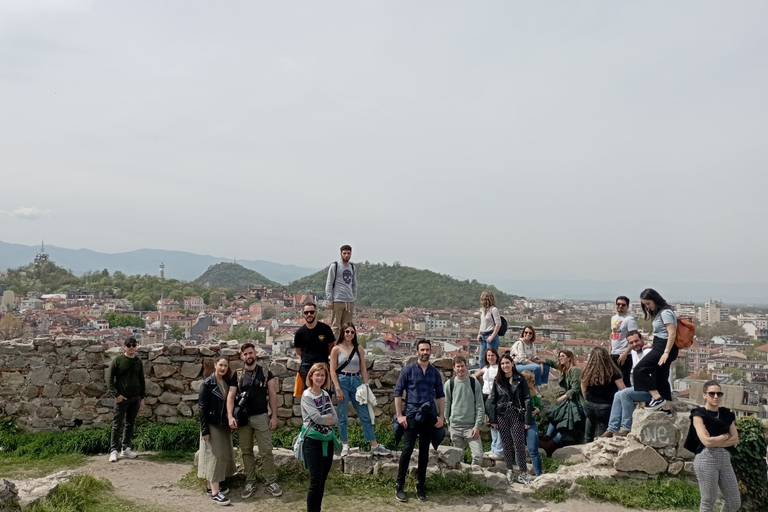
394, 339, 445, 503
227, 343, 282, 498
609, 296, 638, 387
293, 302, 335, 396
107, 336, 145, 462
443, 355, 484, 466
325, 244, 357, 341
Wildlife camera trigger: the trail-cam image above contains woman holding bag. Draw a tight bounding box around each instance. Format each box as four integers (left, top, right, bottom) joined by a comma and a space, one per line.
329, 322, 390, 457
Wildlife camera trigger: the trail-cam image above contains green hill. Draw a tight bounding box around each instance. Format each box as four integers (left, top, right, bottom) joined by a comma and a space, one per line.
193, 262, 278, 289
287, 262, 518, 309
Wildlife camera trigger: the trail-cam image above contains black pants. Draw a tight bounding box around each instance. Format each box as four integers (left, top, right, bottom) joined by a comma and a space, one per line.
611, 354, 633, 388
396, 420, 433, 490
633, 337, 678, 401
303, 437, 334, 512
583, 401, 612, 442
110, 395, 141, 452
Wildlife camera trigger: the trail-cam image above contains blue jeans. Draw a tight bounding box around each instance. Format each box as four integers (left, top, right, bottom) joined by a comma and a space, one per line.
515, 421, 543, 475
484, 393, 503, 455
336, 373, 376, 443
480, 333, 500, 360
515, 363, 550, 386
545, 423, 563, 444
607, 387, 652, 433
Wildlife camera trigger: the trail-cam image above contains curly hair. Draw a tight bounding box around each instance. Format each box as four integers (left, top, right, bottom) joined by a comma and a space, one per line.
581, 347, 621, 387
480, 291, 496, 311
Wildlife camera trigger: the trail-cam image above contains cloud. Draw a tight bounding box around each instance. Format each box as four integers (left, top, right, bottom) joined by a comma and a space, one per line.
1, 206, 57, 220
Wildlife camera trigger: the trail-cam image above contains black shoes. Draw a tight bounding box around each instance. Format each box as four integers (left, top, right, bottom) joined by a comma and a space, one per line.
416, 487, 427, 501
395, 488, 407, 502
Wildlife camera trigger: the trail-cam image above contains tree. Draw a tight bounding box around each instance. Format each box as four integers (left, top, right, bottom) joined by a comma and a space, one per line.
104, 312, 145, 328
723, 367, 746, 381
169, 323, 184, 340
0, 314, 24, 340
261, 307, 277, 320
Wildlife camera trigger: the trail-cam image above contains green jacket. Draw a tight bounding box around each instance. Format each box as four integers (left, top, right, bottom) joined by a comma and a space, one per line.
107, 354, 145, 399
560, 366, 584, 405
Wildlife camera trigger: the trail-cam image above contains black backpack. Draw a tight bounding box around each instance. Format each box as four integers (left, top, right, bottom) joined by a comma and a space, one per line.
490, 307, 508, 337
449, 376, 477, 397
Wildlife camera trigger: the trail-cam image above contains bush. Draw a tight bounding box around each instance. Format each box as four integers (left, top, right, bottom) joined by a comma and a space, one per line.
732, 415, 768, 512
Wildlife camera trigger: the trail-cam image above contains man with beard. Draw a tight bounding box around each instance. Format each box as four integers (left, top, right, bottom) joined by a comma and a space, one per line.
325, 244, 357, 341
293, 302, 335, 396
227, 343, 282, 498
394, 339, 445, 503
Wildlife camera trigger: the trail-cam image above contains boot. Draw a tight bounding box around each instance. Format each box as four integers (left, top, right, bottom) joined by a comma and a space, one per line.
540, 438, 558, 458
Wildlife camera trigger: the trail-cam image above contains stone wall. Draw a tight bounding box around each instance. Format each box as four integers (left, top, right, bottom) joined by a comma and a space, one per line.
0, 337, 456, 432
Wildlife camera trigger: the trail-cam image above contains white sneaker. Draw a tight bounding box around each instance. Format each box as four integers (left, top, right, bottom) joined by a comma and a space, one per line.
241, 483, 256, 499
120, 447, 138, 459
108, 450, 118, 463
506, 470, 514, 484
371, 444, 391, 456
340, 443, 350, 457
489, 452, 504, 461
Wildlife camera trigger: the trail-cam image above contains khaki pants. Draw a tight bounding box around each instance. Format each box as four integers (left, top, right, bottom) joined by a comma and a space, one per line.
239, 413, 276, 485
330, 301, 354, 341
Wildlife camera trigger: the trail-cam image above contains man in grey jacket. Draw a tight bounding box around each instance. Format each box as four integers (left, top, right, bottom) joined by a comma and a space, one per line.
325, 244, 357, 341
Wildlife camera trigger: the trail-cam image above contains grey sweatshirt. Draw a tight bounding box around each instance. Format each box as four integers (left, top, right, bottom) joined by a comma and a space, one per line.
301, 389, 338, 430
325, 261, 357, 302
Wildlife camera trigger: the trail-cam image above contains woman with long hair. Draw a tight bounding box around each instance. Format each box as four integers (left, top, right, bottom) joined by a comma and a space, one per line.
485, 353, 534, 485
198, 356, 237, 506
472, 347, 503, 460
580, 347, 625, 442
510, 326, 551, 388
477, 291, 502, 361
301, 363, 340, 512
634, 288, 677, 413
329, 322, 389, 457
684, 381, 740, 512
540, 350, 584, 457
520, 370, 543, 477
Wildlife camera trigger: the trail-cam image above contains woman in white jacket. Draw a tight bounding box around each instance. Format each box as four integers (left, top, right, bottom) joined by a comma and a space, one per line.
510, 326, 551, 389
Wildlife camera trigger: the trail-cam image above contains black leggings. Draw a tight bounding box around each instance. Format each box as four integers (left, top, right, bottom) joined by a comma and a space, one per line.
303, 437, 334, 512
633, 336, 678, 401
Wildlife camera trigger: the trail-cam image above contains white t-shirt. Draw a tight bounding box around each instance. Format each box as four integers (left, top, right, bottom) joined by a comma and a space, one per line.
482, 364, 498, 395
610, 314, 638, 355
479, 307, 501, 335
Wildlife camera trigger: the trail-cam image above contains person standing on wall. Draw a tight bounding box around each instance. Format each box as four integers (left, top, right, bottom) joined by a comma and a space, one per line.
477, 291, 501, 360
609, 296, 637, 388
634, 288, 677, 413
107, 336, 145, 463
293, 302, 335, 397
325, 244, 357, 342
227, 343, 283, 499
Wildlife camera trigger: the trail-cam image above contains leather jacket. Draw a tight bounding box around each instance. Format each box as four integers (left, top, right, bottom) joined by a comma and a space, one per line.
485, 373, 534, 426
198, 374, 230, 436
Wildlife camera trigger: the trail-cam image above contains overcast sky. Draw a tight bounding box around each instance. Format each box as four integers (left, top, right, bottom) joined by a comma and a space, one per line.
2, 1, 767, 285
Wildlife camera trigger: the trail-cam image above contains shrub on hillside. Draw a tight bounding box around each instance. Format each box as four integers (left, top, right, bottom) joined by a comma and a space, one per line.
732, 415, 768, 512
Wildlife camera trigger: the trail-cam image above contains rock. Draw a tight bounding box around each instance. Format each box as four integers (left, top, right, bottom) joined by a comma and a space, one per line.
628, 409, 679, 448
276, 407, 293, 419
373, 461, 399, 477
552, 445, 587, 464
0, 479, 20, 512
153, 364, 176, 378
380, 368, 401, 386
144, 379, 162, 397
343, 453, 374, 474
82, 382, 108, 397
28, 368, 52, 387
436, 445, 464, 469
479, 504, 494, 512
372, 358, 391, 371
164, 378, 185, 393
432, 357, 455, 370
673, 413, 695, 460
15, 470, 77, 507
42, 384, 60, 398
154, 404, 178, 417
199, 347, 216, 357
177, 402, 193, 417
286, 359, 301, 372
614, 441, 668, 474
683, 461, 695, 475
190, 379, 204, 393
269, 362, 288, 378
483, 470, 507, 488
158, 392, 181, 405
282, 377, 295, 393
180, 363, 202, 379
36, 406, 57, 419
67, 369, 89, 383
668, 460, 684, 475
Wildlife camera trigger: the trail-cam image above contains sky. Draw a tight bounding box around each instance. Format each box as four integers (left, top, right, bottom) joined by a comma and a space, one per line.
2, 1, 767, 285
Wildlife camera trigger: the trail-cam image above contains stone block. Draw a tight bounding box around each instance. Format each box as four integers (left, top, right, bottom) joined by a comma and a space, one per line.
167, 343, 182, 356
28, 367, 52, 387
15, 470, 77, 507
23, 386, 39, 399
673, 413, 695, 460
436, 445, 464, 468
164, 378, 185, 393
154, 404, 178, 416
177, 402, 193, 417
484, 470, 507, 488
343, 453, 374, 474
145, 379, 162, 397
153, 356, 172, 364
159, 392, 181, 405
182, 394, 199, 401
292, 405, 302, 417
67, 369, 89, 383
282, 377, 295, 393
179, 362, 201, 379
552, 444, 588, 464
82, 382, 108, 397
153, 364, 176, 378
668, 460, 684, 475
183, 347, 199, 356
276, 407, 293, 419
190, 379, 204, 393
628, 409, 678, 448
380, 368, 401, 386
221, 348, 238, 357
614, 441, 668, 474
269, 362, 288, 378
171, 356, 197, 363
1, 372, 24, 387
372, 358, 391, 371
42, 384, 60, 398
373, 461, 399, 477
83, 345, 104, 353
199, 347, 216, 357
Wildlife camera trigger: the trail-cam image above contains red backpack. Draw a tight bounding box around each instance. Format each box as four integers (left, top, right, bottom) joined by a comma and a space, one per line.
674, 317, 696, 349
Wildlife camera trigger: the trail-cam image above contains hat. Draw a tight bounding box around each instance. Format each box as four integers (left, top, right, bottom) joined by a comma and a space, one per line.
125, 337, 138, 346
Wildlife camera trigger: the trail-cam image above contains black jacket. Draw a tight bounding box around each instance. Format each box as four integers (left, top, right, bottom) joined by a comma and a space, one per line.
485, 373, 534, 426
198, 374, 231, 436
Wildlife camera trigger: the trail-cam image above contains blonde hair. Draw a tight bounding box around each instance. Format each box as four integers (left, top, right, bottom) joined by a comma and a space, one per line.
305, 362, 331, 390
480, 291, 496, 312
522, 370, 537, 397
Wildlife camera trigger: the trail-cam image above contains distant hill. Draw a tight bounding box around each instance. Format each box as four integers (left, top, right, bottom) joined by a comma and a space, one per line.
0, 240, 317, 284
193, 262, 278, 290
287, 262, 518, 309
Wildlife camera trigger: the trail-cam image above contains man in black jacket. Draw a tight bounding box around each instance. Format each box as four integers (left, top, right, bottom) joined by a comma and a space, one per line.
107, 337, 145, 463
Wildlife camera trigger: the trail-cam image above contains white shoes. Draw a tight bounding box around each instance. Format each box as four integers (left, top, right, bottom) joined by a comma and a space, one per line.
120, 447, 138, 459
371, 444, 391, 456
340, 444, 350, 457
108, 450, 118, 463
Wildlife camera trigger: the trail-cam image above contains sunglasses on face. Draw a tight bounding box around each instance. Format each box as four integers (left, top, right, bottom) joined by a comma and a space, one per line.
344, 330, 355, 334
303, 311, 316, 315
616, 303, 627, 307
126, 344, 137, 348
707, 391, 724, 397
523, 332, 532, 336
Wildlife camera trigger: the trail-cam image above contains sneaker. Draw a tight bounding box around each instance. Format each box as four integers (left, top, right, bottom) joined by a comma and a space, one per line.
646, 397, 666, 410
506, 470, 515, 484
108, 450, 118, 463
600, 431, 614, 438
661, 408, 674, 416
219, 485, 229, 496
516, 473, 532, 485
416, 487, 427, 501
489, 452, 504, 461
395, 488, 407, 502
241, 483, 256, 499
266, 483, 283, 497
120, 447, 138, 459
371, 444, 391, 456
617, 428, 630, 437
340, 443, 350, 457
211, 492, 230, 506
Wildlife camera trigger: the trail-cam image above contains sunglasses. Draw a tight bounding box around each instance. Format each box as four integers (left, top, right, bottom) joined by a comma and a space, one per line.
616, 303, 628, 307
344, 330, 356, 334
126, 344, 137, 348
303, 311, 316, 315
707, 391, 724, 398
523, 331, 533, 336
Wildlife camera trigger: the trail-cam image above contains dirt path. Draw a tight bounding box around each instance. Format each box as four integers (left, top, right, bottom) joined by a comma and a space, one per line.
82, 454, 678, 512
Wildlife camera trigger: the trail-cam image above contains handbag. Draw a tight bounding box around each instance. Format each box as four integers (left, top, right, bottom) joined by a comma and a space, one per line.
292, 425, 309, 463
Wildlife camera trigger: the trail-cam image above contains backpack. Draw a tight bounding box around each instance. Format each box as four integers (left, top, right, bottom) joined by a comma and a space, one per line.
489, 307, 508, 337
449, 376, 477, 397
675, 318, 696, 349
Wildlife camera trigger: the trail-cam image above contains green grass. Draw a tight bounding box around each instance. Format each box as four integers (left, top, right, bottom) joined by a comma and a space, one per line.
144, 450, 195, 462
23, 475, 167, 512
0, 453, 87, 480
542, 455, 573, 474
577, 475, 700, 510
531, 487, 568, 503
